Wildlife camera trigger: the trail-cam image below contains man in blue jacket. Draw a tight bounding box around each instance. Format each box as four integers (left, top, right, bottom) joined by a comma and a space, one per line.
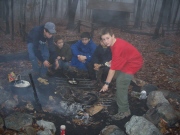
27, 22, 57, 78
70, 32, 97, 71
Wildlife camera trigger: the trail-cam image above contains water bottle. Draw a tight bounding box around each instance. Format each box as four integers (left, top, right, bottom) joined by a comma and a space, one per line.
60, 125, 66, 135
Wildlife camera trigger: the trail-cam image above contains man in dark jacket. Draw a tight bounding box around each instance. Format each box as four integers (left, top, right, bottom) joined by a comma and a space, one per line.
27, 22, 56, 78
53, 35, 72, 72
87, 40, 112, 84
70, 32, 97, 71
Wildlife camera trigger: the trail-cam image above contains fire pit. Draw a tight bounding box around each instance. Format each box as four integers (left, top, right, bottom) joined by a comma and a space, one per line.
2, 72, 150, 135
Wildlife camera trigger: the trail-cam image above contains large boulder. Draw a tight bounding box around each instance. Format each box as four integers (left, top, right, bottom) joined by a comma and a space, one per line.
125, 115, 162, 135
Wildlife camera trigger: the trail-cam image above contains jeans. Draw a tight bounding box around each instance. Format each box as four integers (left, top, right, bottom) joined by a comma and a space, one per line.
58, 59, 70, 71
115, 71, 133, 113
27, 43, 47, 76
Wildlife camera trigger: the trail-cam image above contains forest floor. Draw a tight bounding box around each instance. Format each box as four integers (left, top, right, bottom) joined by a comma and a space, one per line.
0, 23, 180, 93
0, 22, 180, 135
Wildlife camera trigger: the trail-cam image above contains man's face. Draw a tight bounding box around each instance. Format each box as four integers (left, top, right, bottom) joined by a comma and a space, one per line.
44, 29, 53, 38
101, 33, 115, 47
81, 38, 90, 45
100, 40, 107, 48
56, 39, 64, 49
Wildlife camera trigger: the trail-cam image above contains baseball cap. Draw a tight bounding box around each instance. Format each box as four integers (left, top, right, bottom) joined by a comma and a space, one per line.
44, 22, 56, 34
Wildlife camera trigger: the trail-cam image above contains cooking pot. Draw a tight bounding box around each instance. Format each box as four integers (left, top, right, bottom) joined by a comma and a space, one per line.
11, 74, 31, 95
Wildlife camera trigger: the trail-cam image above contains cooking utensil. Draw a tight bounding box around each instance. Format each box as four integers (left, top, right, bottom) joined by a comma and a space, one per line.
14, 74, 30, 88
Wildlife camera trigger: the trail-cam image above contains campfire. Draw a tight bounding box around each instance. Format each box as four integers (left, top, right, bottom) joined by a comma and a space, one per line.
0, 70, 180, 135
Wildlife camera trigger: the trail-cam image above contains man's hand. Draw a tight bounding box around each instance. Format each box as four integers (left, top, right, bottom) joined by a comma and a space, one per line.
94, 63, 101, 71
43, 60, 51, 68
77, 55, 86, 63
100, 84, 109, 92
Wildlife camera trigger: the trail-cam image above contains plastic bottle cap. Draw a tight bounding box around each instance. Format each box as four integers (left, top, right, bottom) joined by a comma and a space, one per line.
60, 125, 66, 130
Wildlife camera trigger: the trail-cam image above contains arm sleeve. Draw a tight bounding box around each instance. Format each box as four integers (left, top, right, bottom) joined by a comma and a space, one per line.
64, 44, 72, 62
48, 38, 57, 61
39, 43, 50, 62
71, 40, 83, 56
27, 27, 40, 45
84, 42, 97, 62
91, 47, 99, 64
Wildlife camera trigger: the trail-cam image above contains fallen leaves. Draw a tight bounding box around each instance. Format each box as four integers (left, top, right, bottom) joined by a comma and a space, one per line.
0, 24, 180, 93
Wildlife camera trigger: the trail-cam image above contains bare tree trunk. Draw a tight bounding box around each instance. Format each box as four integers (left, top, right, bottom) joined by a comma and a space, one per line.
23, 0, 27, 41
0, 0, 5, 32
153, 0, 167, 39
30, 0, 37, 23
4, 0, 10, 34
150, 0, 157, 26
39, 0, 47, 24
54, 0, 59, 18
140, 0, 147, 18
41, 0, 47, 22
134, 0, 142, 28
0, 0, 3, 19
166, 0, 173, 31
172, 0, 180, 30
11, 0, 14, 40
67, 0, 79, 30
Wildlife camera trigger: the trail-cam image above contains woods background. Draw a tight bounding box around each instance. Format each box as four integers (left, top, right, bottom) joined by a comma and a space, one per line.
0, 0, 180, 40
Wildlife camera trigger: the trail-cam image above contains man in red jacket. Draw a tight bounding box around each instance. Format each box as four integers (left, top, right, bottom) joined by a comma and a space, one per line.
99, 28, 143, 120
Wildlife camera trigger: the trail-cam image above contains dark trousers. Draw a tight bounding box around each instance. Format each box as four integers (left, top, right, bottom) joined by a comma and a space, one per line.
87, 62, 109, 82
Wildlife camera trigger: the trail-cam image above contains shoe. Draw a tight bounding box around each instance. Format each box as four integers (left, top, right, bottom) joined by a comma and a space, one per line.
111, 110, 131, 120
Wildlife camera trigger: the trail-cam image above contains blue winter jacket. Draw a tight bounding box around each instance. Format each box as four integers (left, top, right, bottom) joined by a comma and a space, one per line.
27, 25, 56, 62
71, 39, 97, 70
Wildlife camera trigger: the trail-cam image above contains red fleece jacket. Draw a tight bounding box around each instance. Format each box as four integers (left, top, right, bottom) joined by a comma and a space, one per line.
110, 38, 143, 74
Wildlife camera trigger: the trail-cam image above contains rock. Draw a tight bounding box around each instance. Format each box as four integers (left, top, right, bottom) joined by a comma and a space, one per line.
144, 108, 161, 126
0, 88, 11, 104
142, 84, 158, 95
24, 126, 36, 135
5, 112, 33, 131
147, 91, 169, 109
36, 120, 56, 134
37, 129, 53, 135
156, 103, 178, 125
125, 115, 162, 135
100, 125, 126, 135
4, 99, 18, 110
158, 89, 170, 98
144, 102, 178, 126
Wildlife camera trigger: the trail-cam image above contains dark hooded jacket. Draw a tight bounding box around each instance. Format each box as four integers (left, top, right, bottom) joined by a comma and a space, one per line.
91, 45, 112, 65
27, 25, 56, 62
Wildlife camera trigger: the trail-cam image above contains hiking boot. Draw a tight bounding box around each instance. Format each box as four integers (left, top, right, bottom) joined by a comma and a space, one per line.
111, 110, 131, 120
